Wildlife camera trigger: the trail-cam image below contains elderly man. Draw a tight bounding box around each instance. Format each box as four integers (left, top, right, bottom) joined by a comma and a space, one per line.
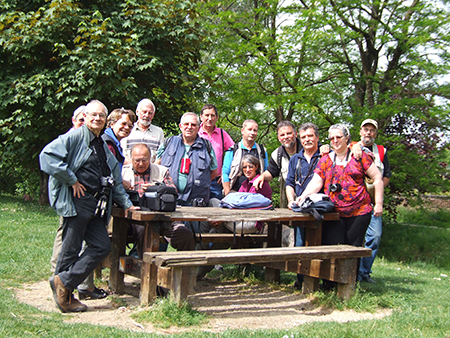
285, 122, 323, 289
198, 104, 234, 200
40, 100, 135, 313
122, 143, 195, 257
222, 119, 268, 196
156, 112, 218, 206
357, 119, 392, 284
253, 121, 302, 207
121, 98, 164, 164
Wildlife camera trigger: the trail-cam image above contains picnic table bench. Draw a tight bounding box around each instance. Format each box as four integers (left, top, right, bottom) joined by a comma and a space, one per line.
109, 207, 341, 304
143, 245, 372, 303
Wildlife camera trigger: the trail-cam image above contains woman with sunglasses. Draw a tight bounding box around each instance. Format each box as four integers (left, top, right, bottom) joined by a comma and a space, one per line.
297, 124, 383, 272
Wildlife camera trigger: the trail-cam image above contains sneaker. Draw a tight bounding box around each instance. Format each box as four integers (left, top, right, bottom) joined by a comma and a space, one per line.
214, 265, 224, 272
362, 275, 377, 284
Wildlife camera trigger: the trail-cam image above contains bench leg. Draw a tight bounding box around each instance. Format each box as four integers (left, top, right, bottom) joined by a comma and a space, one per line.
336, 258, 357, 300
109, 216, 128, 293
140, 221, 162, 305
265, 221, 282, 283
171, 267, 196, 305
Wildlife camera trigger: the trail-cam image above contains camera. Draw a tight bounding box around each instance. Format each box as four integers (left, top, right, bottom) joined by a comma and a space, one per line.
100, 176, 116, 189
95, 176, 116, 218
329, 183, 342, 193
192, 198, 207, 207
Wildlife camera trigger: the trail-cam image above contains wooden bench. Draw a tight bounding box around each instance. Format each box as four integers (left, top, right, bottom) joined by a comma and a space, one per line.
142, 245, 371, 304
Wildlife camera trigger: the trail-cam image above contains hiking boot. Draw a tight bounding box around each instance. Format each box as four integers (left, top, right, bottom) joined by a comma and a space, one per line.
50, 275, 87, 312
49, 275, 70, 313
67, 293, 88, 312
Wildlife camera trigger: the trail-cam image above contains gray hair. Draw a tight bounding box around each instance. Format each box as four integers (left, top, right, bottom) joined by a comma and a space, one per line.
240, 154, 261, 175
328, 123, 351, 144
242, 119, 258, 128
298, 122, 319, 137
136, 98, 156, 112
180, 112, 200, 125
277, 120, 295, 132
73, 105, 86, 119
86, 99, 108, 115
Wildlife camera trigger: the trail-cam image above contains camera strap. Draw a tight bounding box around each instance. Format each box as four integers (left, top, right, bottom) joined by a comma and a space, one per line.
330, 149, 350, 185
295, 156, 319, 187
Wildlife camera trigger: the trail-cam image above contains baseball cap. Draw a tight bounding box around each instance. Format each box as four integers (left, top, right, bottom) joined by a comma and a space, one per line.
361, 119, 378, 130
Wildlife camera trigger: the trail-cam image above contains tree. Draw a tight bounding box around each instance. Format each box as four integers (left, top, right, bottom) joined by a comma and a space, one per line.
0, 0, 203, 202
196, 0, 450, 213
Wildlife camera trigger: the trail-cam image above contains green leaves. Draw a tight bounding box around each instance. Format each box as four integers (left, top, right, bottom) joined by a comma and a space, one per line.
0, 0, 203, 199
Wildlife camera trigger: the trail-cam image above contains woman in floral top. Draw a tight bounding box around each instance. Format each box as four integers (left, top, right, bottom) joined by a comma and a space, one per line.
297, 124, 383, 250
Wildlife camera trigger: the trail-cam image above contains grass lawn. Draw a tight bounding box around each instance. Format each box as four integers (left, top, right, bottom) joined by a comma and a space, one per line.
0, 195, 449, 337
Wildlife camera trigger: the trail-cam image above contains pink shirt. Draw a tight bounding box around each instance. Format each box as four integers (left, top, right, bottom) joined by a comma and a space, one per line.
198, 125, 234, 175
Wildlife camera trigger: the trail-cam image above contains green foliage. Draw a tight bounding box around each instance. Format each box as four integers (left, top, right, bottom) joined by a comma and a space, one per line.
0, 195, 57, 285
0, 0, 204, 199
131, 296, 207, 329
196, 0, 450, 218
380, 218, 450, 270
396, 205, 450, 229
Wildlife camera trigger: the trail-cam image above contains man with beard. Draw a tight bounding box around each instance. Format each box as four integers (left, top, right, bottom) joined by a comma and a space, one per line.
253, 121, 302, 207
121, 98, 164, 164
357, 119, 392, 284
285, 122, 323, 289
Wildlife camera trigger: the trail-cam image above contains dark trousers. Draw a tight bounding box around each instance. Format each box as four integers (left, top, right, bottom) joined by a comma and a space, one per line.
321, 214, 371, 288
55, 195, 110, 291
322, 214, 371, 247
130, 222, 195, 259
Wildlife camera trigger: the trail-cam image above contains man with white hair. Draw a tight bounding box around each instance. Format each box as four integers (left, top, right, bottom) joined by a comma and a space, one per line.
40, 100, 135, 313
357, 119, 392, 284
121, 98, 164, 163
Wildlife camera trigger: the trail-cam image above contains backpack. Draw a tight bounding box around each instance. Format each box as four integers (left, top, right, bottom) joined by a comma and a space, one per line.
219, 192, 273, 210
291, 193, 335, 221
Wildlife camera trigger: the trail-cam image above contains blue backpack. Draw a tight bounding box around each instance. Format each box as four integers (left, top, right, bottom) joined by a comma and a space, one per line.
219, 192, 273, 210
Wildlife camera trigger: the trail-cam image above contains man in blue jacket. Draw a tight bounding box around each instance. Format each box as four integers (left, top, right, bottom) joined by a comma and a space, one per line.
40, 100, 135, 313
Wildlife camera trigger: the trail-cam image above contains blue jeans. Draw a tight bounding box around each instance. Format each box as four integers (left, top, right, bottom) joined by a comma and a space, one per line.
358, 213, 382, 278
294, 227, 305, 284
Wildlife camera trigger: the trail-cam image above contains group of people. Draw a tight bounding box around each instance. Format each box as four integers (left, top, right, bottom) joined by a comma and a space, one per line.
40, 98, 391, 313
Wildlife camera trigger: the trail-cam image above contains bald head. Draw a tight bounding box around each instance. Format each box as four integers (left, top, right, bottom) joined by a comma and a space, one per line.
131, 144, 151, 173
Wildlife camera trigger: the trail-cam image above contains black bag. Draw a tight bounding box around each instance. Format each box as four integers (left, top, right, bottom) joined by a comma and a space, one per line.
292, 193, 335, 221
126, 190, 140, 206
141, 184, 178, 212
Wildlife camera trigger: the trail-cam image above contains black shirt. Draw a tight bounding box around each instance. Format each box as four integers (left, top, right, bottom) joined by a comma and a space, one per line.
75, 130, 111, 194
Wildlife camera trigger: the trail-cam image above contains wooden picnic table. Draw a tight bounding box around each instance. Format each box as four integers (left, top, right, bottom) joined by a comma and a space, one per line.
109, 206, 340, 303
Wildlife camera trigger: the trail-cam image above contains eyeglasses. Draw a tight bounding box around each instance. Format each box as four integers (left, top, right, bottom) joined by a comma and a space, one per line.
329, 135, 344, 141
182, 122, 198, 127
242, 165, 255, 169
87, 112, 107, 119
132, 158, 149, 164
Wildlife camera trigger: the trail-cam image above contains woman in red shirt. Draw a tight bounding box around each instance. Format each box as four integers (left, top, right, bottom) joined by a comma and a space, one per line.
297, 124, 383, 249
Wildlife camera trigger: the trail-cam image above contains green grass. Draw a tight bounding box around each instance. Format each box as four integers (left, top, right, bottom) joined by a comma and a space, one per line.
132, 296, 208, 328
0, 193, 449, 337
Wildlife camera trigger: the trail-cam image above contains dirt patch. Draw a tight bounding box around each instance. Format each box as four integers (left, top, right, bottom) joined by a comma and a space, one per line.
13, 276, 391, 334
